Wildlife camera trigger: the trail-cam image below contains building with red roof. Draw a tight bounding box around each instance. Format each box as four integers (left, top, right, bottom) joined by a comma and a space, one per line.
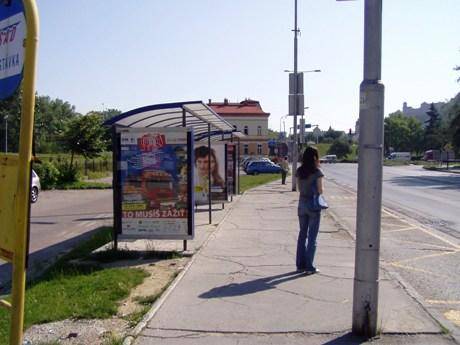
208, 98, 270, 157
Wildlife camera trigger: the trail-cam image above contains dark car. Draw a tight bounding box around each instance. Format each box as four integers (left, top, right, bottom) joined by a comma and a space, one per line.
246, 161, 282, 175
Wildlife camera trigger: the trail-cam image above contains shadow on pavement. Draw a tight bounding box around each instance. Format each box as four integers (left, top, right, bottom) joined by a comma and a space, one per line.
322, 332, 369, 344
199, 271, 306, 298
388, 175, 460, 190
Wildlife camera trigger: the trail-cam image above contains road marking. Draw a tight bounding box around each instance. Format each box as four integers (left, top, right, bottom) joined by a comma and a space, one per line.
444, 310, 460, 326
426, 300, 460, 305
389, 249, 460, 265
387, 262, 449, 278
382, 208, 460, 250
381, 238, 455, 251
383, 226, 418, 233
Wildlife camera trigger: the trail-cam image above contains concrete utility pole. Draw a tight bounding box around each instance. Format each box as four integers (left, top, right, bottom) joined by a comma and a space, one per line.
352, 0, 384, 337
291, 0, 299, 191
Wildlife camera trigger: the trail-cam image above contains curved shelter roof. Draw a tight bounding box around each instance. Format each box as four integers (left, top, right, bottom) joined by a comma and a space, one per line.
104, 101, 235, 138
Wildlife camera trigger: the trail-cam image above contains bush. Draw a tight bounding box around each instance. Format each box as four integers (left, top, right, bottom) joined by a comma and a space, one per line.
327, 139, 351, 159
33, 161, 60, 189
55, 160, 80, 184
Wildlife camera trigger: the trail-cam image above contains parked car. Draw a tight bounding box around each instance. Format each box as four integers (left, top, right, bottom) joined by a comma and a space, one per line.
387, 152, 411, 161
242, 157, 272, 172
246, 161, 282, 175
319, 155, 337, 163
31, 169, 41, 203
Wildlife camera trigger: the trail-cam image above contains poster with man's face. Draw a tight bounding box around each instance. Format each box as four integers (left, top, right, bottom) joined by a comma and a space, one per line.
194, 143, 227, 204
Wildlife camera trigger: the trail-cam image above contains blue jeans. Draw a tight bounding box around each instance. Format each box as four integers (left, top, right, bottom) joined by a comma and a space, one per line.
296, 209, 321, 270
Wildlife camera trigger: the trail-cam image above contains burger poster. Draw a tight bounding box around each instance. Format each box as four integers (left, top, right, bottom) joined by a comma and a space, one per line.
119, 128, 194, 239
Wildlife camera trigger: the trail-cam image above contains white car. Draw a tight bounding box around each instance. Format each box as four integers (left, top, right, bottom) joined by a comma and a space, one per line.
320, 155, 337, 163
31, 169, 41, 203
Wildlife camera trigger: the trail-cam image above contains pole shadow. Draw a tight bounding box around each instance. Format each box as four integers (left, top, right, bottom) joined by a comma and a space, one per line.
322, 332, 370, 344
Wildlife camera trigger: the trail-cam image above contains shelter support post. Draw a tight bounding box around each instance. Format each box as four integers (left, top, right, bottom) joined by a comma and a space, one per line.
182, 108, 188, 251
230, 133, 233, 202
112, 127, 121, 251
222, 132, 225, 209
208, 124, 212, 224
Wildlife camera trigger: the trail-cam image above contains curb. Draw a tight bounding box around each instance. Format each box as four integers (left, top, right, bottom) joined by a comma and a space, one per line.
122, 194, 243, 345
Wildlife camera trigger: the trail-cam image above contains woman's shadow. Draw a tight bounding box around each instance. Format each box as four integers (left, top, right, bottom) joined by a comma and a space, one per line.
199, 271, 307, 299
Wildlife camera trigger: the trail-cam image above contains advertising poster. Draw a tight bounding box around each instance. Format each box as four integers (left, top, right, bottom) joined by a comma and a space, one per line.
194, 143, 227, 205
119, 128, 194, 239
226, 144, 236, 196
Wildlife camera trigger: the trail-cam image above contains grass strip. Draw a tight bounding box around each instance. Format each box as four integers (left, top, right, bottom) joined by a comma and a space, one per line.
0, 227, 148, 344
240, 173, 282, 193
55, 181, 112, 190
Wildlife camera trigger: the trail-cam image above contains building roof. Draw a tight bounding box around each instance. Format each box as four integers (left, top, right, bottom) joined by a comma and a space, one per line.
208, 99, 270, 117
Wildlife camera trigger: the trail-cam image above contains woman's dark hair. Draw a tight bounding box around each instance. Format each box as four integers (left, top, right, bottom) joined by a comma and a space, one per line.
296, 146, 319, 179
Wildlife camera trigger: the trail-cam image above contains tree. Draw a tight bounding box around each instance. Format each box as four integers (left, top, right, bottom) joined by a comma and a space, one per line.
34, 96, 78, 153
443, 93, 460, 154
424, 103, 443, 150
384, 111, 424, 154
61, 113, 107, 168
0, 89, 22, 152
327, 139, 351, 159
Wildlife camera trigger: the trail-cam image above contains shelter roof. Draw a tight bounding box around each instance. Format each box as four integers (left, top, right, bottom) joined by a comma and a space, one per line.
104, 101, 235, 138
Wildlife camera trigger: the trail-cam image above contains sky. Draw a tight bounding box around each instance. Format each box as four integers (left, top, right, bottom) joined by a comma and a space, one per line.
34, 0, 459, 133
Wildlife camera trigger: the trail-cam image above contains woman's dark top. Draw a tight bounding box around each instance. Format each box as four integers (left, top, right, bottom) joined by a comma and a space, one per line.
296, 168, 324, 214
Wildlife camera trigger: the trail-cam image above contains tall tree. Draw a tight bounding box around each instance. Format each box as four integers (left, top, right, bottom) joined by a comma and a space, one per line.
424, 103, 443, 150
34, 96, 78, 153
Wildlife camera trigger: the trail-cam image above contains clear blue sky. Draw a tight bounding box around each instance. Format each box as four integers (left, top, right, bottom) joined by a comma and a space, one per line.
35, 0, 459, 132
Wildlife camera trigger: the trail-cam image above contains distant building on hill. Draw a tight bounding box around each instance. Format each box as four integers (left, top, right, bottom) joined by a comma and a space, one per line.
208, 98, 270, 156
401, 101, 444, 125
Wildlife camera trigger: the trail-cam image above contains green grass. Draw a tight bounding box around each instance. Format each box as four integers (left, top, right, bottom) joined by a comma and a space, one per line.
0, 227, 148, 344
240, 173, 282, 192
55, 181, 112, 190
383, 160, 412, 166
85, 171, 112, 180
314, 143, 331, 157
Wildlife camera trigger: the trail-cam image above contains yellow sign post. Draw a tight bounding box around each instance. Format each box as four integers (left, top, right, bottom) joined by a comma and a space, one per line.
0, 1, 39, 344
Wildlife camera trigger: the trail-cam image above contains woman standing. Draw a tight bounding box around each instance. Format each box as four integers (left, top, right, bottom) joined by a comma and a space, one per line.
296, 147, 324, 275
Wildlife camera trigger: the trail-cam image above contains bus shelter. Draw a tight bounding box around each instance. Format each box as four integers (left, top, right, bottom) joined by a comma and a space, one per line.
104, 101, 240, 250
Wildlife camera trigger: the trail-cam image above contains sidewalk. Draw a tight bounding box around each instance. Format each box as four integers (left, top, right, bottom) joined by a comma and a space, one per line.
129, 175, 456, 345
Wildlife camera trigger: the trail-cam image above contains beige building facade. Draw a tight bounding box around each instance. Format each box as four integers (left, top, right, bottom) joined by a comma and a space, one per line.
208, 99, 270, 157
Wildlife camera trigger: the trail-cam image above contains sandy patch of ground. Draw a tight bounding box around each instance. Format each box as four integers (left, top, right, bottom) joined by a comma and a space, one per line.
23, 257, 188, 345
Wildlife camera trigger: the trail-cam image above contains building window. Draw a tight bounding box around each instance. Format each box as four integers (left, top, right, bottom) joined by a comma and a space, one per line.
243, 144, 249, 155
257, 144, 262, 155
257, 126, 262, 136
244, 126, 249, 135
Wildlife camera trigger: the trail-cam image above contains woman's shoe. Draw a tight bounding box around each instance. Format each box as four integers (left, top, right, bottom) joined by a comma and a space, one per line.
305, 268, 320, 275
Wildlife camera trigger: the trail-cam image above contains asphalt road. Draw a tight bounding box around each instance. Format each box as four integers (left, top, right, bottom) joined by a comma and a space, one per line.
322, 163, 460, 238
